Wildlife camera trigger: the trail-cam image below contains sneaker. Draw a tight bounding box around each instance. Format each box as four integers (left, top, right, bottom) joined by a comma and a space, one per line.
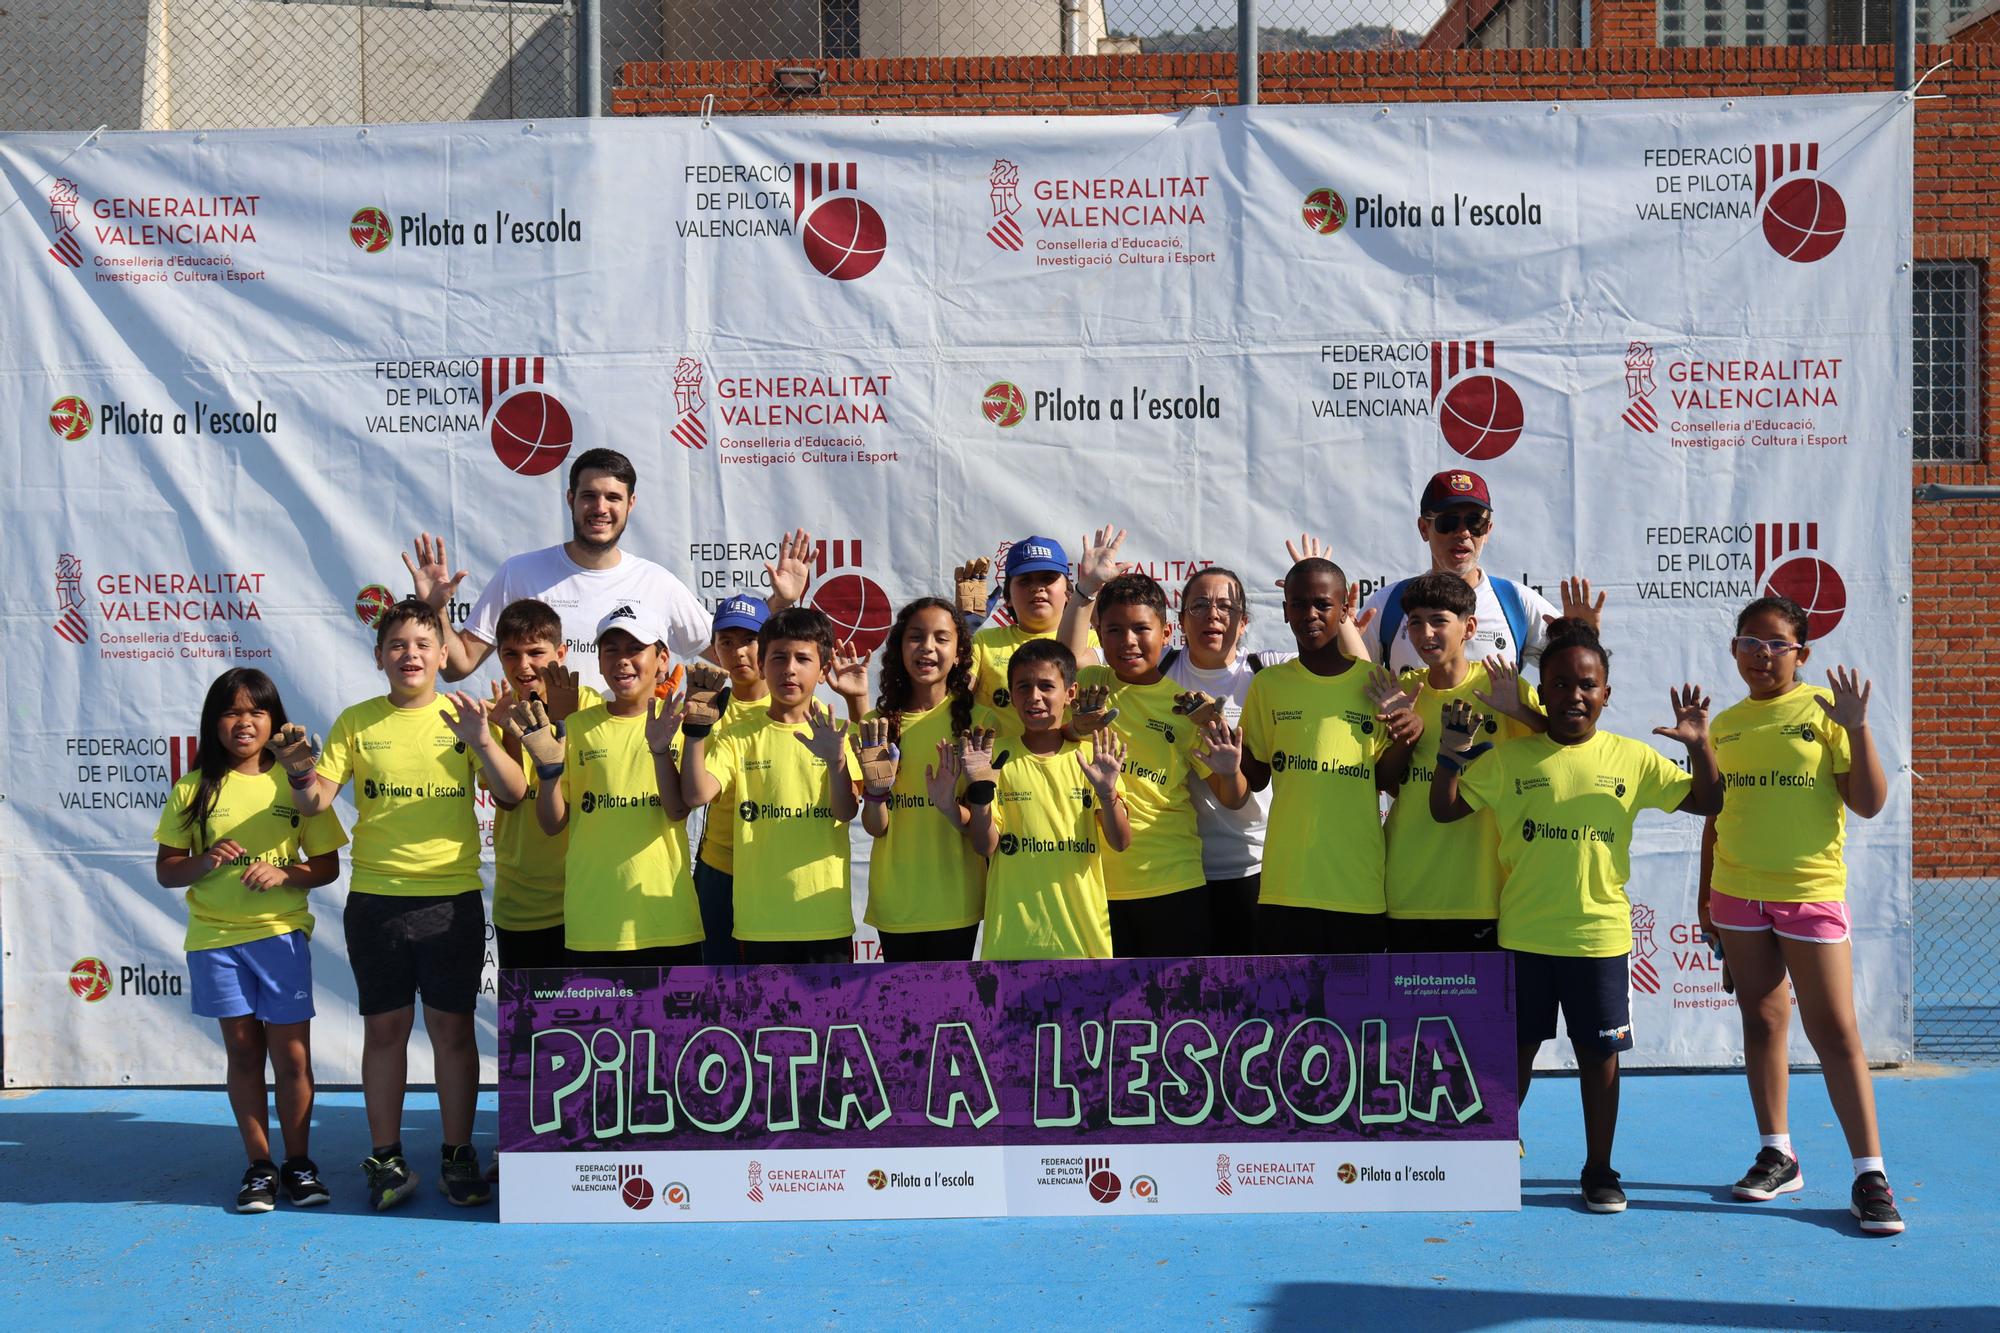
1851, 1171, 1906, 1235
1581, 1166, 1627, 1214
235, 1161, 278, 1214
440, 1145, 492, 1207
281, 1157, 331, 1208
1733, 1147, 1804, 1201
361, 1154, 418, 1213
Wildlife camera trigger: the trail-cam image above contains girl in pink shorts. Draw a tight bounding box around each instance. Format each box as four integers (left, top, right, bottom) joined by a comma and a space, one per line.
1701, 595, 1901, 1235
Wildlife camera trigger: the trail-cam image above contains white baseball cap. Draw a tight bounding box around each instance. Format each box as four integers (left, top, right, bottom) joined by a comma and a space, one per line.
594, 602, 670, 649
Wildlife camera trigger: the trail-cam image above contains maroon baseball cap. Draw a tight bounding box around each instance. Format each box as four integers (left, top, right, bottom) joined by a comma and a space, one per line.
1420, 469, 1492, 514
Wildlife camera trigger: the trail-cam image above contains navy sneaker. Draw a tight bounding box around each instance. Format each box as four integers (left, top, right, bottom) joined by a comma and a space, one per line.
440, 1144, 492, 1207
1581, 1165, 1627, 1214
281, 1156, 331, 1208
1733, 1147, 1804, 1201
235, 1161, 278, 1214
1851, 1171, 1906, 1235
361, 1153, 417, 1213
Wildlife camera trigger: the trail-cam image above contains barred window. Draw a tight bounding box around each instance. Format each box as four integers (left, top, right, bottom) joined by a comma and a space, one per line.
1914, 261, 1982, 462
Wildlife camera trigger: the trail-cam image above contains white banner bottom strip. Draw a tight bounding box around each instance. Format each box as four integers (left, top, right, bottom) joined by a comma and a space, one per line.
500, 1141, 1521, 1223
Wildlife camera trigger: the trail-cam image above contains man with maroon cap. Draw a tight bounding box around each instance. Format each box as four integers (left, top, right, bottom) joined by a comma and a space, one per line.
1360, 469, 1600, 675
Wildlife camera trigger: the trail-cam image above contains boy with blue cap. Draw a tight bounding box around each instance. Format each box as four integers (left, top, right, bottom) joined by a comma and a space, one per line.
681, 594, 771, 962
967, 536, 1100, 741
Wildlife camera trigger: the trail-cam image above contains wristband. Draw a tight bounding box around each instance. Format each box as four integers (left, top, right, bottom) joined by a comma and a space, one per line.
1075, 585, 1098, 603
964, 780, 997, 806
535, 760, 565, 781
286, 768, 315, 790
862, 788, 892, 804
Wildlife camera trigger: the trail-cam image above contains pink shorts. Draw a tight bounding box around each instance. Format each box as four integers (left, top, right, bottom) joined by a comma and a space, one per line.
1710, 889, 1851, 943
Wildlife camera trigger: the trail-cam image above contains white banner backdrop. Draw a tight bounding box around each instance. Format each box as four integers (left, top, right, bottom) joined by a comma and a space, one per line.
0, 95, 1912, 1084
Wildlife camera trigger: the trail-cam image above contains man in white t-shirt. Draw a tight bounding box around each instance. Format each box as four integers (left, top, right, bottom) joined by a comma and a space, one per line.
402, 447, 810, 688
1359, 469, 1601, 675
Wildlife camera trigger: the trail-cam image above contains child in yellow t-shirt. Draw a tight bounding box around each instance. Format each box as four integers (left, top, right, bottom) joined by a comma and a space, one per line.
277, 598, 526, 1212
523, 603, 703, 965
965, 534, 1100, 739
935, 637, 1132, 960
155, 668, 346, 1214
858, 596, 984, 961
1701, 594, 1900, 1234
678, 607, 862, 964
1241, 558, 1425, 956
486, 598, 599, 970
1383, 571, 1544, 952
1431, 618, 1721, 1216
687, 595, 773, 964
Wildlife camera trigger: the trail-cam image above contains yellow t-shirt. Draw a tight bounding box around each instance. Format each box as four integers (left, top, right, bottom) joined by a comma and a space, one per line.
1385, 664, 1542, 920
1076, 667, 1211, 901
863, 702, 985, 933
694, 692, 764, 876
490, 684, 602, 931
1242, 659, 1393, 914
317, 695, 484, 897
1458, 730, 1694, 957
559, 705, 703, 951
1712, 685, 1854, 903
707, 711, 862, 942
154, 767, 348, 952
970, 623, 1100, 741
980, 738, 1114, 960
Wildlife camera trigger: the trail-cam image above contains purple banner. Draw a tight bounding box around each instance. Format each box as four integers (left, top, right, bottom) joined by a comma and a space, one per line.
499, 954, 1516, 1154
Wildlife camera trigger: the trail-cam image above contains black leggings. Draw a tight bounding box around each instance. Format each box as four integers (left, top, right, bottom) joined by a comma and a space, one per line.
1254, 905, 1388, 955
1108, 886, 1211, 957
876, 924, 980, 962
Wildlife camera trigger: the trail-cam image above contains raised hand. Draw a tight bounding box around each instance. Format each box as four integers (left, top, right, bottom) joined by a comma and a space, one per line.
766, 528, 815, 606
1196, 718, 1244, 776
795, 705, 850, 767
1380, 703, 1424, 748
1815, 666, 1873, 730
953, 556, 993, 618
439, 691, 497, 750
509, 695, 564, 770
1276, 534, 1328, 588
1076, 523, 1130, 597
1172, 689, 1224, 730
1472, 654, 1534, 724
1364, 665, 1416, 718
1652, 683, 1713, 749
829, 643, 870, 703
646, 692, 685, 756
1553, 576, 1607, 630
924, 738, 962, 811
1439, 698, 1481, 759
240, 860, 287, 892
535, 661, 583, 723
1071, 683, 1121, 734
1078, 728, 1127, 798
267, 723, 320, 778
857, 717, 900, 794
1346, 582, 1376, 637
681, 661, 731, 731
958, 727, 1000, 784
401, 532, 467, 611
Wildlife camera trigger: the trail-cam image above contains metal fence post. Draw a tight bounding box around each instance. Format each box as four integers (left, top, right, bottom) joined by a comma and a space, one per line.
1895, 0, 1914, 89
1238, 0, 1258, 106
577, 0, 602, 117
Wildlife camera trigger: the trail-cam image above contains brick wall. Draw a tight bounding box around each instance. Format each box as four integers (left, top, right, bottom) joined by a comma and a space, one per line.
618, 44, 1999, 876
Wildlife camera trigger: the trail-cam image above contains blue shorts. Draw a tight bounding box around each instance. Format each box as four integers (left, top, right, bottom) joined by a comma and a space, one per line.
1511, 949, 1633, 1057
188, 931, 315, 1024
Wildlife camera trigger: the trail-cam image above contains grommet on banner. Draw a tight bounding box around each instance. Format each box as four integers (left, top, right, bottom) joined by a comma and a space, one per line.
700, 94, 715, 129
1548, 103, 1560, 115
1724, 100, 1735, 110
357, 127, 369, 139
195, 133, 208, 144
523, 122, 536, 134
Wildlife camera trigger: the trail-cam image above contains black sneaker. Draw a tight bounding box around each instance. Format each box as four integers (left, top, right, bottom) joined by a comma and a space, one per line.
1733, 1147, 1804, 1201
281, 1157, 331, 1208
1851, 1171, 1906, 1235
235, 1161, 278, 1214
440, 1145, 492, 1207
1581, 1165, 1627, 1214
361, 1153, 418, 1213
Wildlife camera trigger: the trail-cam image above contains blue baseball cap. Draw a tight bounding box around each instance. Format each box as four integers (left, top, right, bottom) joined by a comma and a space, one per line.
712, 595, 770, 634
1004, 536, 1069, 581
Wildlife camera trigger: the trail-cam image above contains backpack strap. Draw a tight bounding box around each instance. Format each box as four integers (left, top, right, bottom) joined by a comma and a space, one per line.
1374, 580, 1409, 663
1489, 576, 1531, 667
1159, 646, 1181, 673
1246, 652, 1266, 673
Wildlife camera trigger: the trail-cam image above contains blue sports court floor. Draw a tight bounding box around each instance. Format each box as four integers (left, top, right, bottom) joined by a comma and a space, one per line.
1, 1066, 1992, 1329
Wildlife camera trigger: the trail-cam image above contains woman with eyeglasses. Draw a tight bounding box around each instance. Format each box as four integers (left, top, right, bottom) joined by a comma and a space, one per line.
1700, 594, 1902, 1235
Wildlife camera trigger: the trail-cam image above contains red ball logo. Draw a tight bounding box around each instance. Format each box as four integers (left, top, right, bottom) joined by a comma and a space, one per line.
1301, 187, 1347, 235
813, 572, 894, 654
867, 1169, 887, 1190
983, 381, 1025, 428
801, 196, 888, 281
1762, 556, 1848, 640
1337, 1162, 1358, 1185
350, 207, 393, 254
1761, 178, 1846, 264
1438, 374, 1524, 460
49, 396, 92, 441
1087, 1168, 1122, 1203
69, 957, 111, 1002
354, 584, 396, 628
621, 1175, 655, 1210
489, 389, 574, 477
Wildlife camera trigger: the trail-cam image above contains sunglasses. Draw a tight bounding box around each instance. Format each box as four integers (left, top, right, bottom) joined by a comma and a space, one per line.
1731, 636, 1803, 657
1426, 510, 1491, 536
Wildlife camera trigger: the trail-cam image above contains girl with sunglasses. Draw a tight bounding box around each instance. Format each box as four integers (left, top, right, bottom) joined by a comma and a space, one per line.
1701, 595, 1902, 1235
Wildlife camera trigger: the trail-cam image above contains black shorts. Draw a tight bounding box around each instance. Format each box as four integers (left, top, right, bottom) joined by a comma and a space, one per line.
1387, 917, 1501, 953
1204, 874, 1260, 957
1254, 904, 1388, 956
495, 923, 568, 972
1513, 949, 1634, 1057
344, 889, 485, 1016
1108, 885, 1210, 958
740, 938, 853, 966
567, 944, 703, 968
876, 925, 980, 963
